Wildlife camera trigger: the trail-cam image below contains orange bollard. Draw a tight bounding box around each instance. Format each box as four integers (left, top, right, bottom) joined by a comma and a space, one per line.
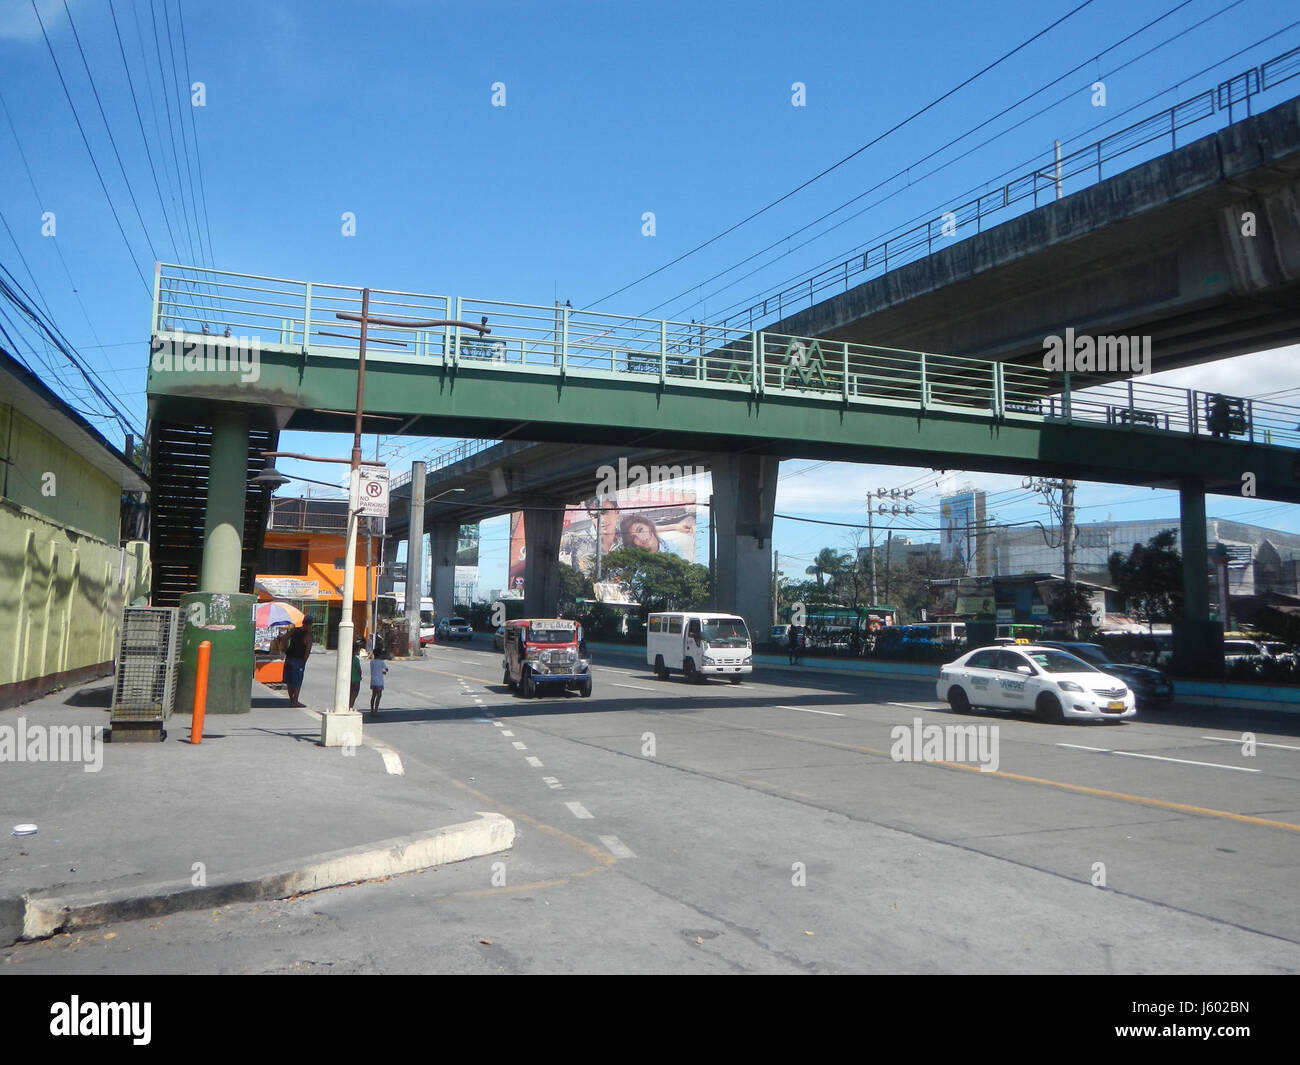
190, 640, 211, 745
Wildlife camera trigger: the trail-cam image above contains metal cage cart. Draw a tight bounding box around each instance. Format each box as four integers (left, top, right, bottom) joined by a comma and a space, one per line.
109, 607, 182, 741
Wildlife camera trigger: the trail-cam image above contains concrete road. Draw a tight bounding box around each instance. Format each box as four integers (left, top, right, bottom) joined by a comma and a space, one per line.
5, 637, 1297, 974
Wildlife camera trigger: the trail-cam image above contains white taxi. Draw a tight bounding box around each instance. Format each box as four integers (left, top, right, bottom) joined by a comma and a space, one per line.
936, 645, 1136, 723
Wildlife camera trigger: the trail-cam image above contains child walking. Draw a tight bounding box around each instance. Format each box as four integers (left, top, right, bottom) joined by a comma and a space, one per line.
369, 647, 388, 715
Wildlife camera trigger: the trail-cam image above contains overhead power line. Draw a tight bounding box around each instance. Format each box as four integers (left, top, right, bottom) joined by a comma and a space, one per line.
29, 0, 151, 293
584, 0, 1098, 309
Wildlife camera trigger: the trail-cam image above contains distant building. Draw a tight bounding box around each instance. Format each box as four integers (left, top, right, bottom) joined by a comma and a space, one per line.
256, 497, 382, 649
0, 348, 150, 707
939, 489, 992, 575
989, 517, 1300, 603
929, 573, 1121, 631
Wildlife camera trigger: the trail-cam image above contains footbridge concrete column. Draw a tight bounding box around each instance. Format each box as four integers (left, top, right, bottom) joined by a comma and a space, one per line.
1174, 479, 1223, 678
429, 522, 459, 618
710, 455, 778, 643
380, 535, 400, 595
522, 497, 564, 618
179, 409, 253, 717
404, 461, 425, 657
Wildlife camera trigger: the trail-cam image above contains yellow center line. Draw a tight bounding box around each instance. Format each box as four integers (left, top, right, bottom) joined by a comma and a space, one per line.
711, 724, 1300, 833
381, 672, 1300, 834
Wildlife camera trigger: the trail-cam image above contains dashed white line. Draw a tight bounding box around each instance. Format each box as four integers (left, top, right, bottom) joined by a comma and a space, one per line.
1202, 735, 1300, 752
776, 705, 845, 717
565, 801, 594, 819
542, 776, 563, 789
525, 755, 544, 768
493, 721, 504, 728
598, 835, 636, 859
512, 741, 528, 751
613, 683, 656, 692
376, 747, 404, 775
889, 702, 947, 710
1058, 743, 1260, 772
501, 730, 514, 737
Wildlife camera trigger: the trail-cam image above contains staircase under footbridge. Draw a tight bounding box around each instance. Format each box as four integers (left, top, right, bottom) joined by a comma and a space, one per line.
147, 264, 1300, 504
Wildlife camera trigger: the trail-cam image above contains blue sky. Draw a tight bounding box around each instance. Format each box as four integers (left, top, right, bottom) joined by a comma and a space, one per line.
2, 0, 1298, 594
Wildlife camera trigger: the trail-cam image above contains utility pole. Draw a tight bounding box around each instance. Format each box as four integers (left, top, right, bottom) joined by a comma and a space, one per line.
772, 550, 779, 625
708, 493, 716, 608
867, 508, 878, 605
884, 531, 893, 605
1062, 477, 1077, 637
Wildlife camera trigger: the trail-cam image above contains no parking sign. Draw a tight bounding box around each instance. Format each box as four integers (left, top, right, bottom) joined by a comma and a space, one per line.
359, 464, 389, 518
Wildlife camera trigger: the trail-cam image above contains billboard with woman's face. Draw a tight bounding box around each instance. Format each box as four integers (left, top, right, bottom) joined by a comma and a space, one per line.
510, 487, 698, 592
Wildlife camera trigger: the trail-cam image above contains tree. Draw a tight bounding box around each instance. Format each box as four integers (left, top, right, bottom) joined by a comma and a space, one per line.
1109, 530, 1184, 632
805, 547, 850, 592
879, 554, 965, 622
599, 546, 710, 615
557, 561, 592, 613
1050, 581, 1099, 639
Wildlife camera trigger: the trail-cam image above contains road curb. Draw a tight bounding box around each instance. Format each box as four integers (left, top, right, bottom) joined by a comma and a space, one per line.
5, 811, 515, 946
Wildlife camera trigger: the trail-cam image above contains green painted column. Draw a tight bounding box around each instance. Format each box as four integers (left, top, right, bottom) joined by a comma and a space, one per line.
1174, 479, 1223, 677
176, 410, 255, 714
200, 409, 249, 592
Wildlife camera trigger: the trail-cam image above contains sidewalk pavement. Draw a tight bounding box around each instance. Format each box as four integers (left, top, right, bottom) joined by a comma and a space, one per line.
0, 651, 513, 947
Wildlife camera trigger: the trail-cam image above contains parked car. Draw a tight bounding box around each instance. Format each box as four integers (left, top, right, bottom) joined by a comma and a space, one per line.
493, 625, 506, 651
1039, 641, 1174, 708
1222, 638, 1269, 669
436, 616, 474, 641
937, 645, 1136, 723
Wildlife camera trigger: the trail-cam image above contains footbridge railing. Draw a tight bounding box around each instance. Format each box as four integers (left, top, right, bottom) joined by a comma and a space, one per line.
152, 264, 1300, 450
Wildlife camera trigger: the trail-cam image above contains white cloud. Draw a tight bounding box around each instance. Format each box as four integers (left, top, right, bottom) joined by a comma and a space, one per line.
0, 0, 71, 42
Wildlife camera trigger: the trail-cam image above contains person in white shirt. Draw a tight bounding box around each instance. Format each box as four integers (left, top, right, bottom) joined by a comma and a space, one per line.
369, 648, 389, 715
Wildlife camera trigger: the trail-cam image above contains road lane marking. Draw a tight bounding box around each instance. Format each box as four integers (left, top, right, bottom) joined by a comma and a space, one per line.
377, 748, 404, 775
777, 705, 846, 717
889, 702, 947, 710
493, 721, 504, 727
613, 683, 656, 691
599, 835, 636, 859
501, 730, 514, 737
512, 741, 528, 750
699, 721, 1300, 833
1202, 735, 1300, 752
1114, 750, 1259, 773
542, 776, 563, 789
525, 756, 544, 768
565, 801, 593, 819
1057, 743, 1259, 773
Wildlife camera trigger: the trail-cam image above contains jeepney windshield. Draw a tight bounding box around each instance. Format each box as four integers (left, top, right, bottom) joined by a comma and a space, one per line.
701, 618, 749, 647
528, 627, 575, 644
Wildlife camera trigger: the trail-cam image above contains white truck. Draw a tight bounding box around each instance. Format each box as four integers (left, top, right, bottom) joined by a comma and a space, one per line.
647, 611, 752, 683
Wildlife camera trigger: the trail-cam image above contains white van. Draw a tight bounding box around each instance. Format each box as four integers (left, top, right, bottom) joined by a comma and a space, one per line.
647, 611, 752, 683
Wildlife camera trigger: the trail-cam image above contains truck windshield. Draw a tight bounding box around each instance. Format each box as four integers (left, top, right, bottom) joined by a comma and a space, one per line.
702, 618, 749, 646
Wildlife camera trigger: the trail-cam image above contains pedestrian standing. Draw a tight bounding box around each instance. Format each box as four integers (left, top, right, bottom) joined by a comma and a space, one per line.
369, 647, 388, 715
795, 628, 806, 665
787, 625, 800, 665
349, 639, 363, 709
283, 621, 313, 707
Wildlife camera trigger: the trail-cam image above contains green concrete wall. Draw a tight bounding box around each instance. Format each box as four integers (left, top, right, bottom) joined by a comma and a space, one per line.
0, 502, 150, 702
0, 405, 122, 543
